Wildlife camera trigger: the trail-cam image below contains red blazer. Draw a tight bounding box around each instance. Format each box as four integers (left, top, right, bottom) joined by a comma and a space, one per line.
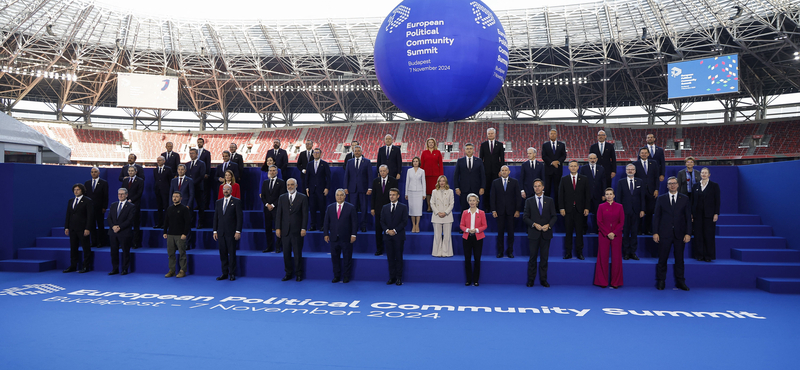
597, 202, 624, 239
460, 209, 488, 240
420, 149, 443, 178
218, 182, 241, 200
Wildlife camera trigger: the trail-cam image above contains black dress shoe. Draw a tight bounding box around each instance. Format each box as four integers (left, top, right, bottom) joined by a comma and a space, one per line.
360, 227, 367, 233
541, 281, 550, 288
262, 249, 273, 253
216, 275, 228, 281
676, 282, 690, 291
332, 278, 341, 283
386, 279, 396, 285
309, 227, 317, 232
275, 248, 283, 253
374, 251, 383, 256
656, 280, 665, 290
496, 253, 503, 258
62, 267, 76, 273
296, 276, 302, 282
623, 255, 630, 260
108, 270, 119, 275
395, 279, 403, 286
630, 254, 640, 261
78, 268, 89, 273
473, 282, 479, 287
563, 253, 572, 260
465, 281, 472, 286
526, 281, 534, 287
343, 278, 350, 283
229, 275, 236, 281
577, 254, 585, 260
281, 275, 292, 281
506, 252, 514, 259
704, 257, 712, 262
121, 270, 128, 275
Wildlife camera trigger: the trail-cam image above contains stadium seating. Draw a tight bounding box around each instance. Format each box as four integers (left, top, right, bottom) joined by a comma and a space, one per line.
352, 123, 399, 160
49, 125, 126, 161
608, 127, 676, 161
196, 132, 254, 164
452, 121, 494, 152
682, 124, 757, 158
304, 126, 351, 161
126, 131, 192, 163
503, 124, 552, 162
402, 122, 448, 161
754, 120, 800, 156
246, 128, 302, 164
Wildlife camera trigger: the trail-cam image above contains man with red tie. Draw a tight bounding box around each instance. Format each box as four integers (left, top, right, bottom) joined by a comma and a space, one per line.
122, 166, 144, 249
371, 165, 398, 256
558, 161, 591, 260
323, 189, 358, 283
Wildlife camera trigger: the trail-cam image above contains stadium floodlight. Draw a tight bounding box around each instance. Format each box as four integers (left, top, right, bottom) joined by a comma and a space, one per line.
46, 24, 55, 36
641, 27, 647, 40
565, 36, 570, 48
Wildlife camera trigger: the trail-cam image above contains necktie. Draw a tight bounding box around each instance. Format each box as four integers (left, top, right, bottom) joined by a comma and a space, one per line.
572, 176, 576, 190
503, 178, 507, 191
644, 160, 648, 174
552, 141, 556, 151
688, 171, 694, 193
270, 178, 274, 191
290, 193, 294, 206
178, 178, 182, 190
538, 196, 543, 214
192, 160, 196, 169
468, 158, 472, 170
223, 162, 227, 173
223, 198, 228, 214
117, 202, 123, 215
356, 158, 360, 169
159, 167, 162, 174
650, 145, 655, 156
337, 204, 342, 219
275, 149, 278, 156
314, 160, 318, 172
92, 179, 96, 191
391, 203, 396, 213
671, 195, 675, 206
129, 178, 133, 186
530, 160, 533, 168
490, 141, 493, 153
592, 166, 595, 177
629, 179, 634, 194
382, 179, 386, 192
387, 146, 390, 158
600, 143, 604, 154
73, 198, 78, 209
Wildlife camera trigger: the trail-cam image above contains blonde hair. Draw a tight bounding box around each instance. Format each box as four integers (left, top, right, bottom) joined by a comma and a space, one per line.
435, 175, 449, 190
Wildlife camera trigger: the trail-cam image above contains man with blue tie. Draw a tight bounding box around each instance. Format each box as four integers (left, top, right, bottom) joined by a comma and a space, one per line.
108, 188, 136, 275
153, 156, 175, 228
633, 147, 660, 235
64, 183, 94, 273
617, 164, 645, 260
381, 188, 408, 285
194, 138, 213, 217
323, 189, 358, 283
215, 150, 240, 187
377, 134, 403, 180
213, 184, 243, 281
186, 148, 207, 227
453, 143, 485, 211
523, 179, 557, 287
542, 129, 567, 205
490, 165, 521, 258
343, 145, 373, 232
305, 148, 331, 231
122, 166, 144, 249
520, 147, 544, 205
653, 177, 692, 291
579, 153, 607, 234
161, 142, 181, 174
644, 133, 666, 183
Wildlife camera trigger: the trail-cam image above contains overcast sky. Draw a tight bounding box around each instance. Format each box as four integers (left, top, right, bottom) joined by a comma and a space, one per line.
96, 0, 595, 21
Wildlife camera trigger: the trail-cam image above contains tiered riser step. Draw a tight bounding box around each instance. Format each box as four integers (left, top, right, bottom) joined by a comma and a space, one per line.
0, 259, 57, 272
756, 278, 800, 294
732, 249, 800, 262
717, 225, 773, 236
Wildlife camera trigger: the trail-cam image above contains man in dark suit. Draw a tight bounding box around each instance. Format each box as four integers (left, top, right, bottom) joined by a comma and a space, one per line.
558, 161, 591, 260
262, 139, 288, 175
343, 145, 373, 232
644, 133, 666, 183
84, 167, 108, 249
305, 148, 330, 231
229, 142, 245, 176
617, 164, 646, 260
213, 184, 243, 281
677, 156, 698, 200
108, 188, 135, 275
453, 143, 485, 211
261, 165, 286, 253
162, 191, 192, 278
215, 150, 240, 186
64, 183, 94, 273
186, 148, 207, 227
377, 134, 402, 180
371, 165, 398, 256
275, 178, 309, 282
122, 166, 144, 249
161, 142, 181, 174
490, 165, 521, 258
589, 130, 616, 189
343, 140, 360, 168
579, 153, 607, 234
380, 188, 408, 285
633, 147, 661, 235
118, 153, 145, 182
653, 177, 692, 291
479, 127, 505, 211
153, 156, 175, 228
542, 129, 567, 205
195, 138, 213, 215
323, 189, 358, 283
520, 147, 544, 205
169, 165, 195, 207
297, 139, 315, 176
523, 179, 557, 287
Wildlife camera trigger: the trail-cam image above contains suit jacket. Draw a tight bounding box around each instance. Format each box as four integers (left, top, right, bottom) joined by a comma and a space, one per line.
344, 157, 373, 194
523, 195, 557, 240
643, 145, 666, 178
617, 177, 646, 215
323, 202, 357, 242
371, 176, 398, 211
653, 192, 692, 238
213, 197, 243, 237
275, 192, 309, 235
597, 202, 624, 238
541, 141, 567, 176
65, 196, 94, 231
84, 178, 108, 210
380, 202, 408, 240
677, 168, 699, 196
263, 148, 288, 174
490, 177, 521, 215
196, 148, 213, 176
108, 200, 135, 235
169, 176, 195, 207
185, 159, 207, 191
459, 209, 488, 240
344, 152, 355, 168
297, 149, 315, 173
230, 152, 245, 175
579, 164, 607, 208
692, 181, 721, 218
520, 159, 544, 198
479, 140, 505, 175
122, 176, 144, 205
161, 151, 181, 173
589, 142, 616, 178
376, 145, 403, 178
633, 159, 660, 195
153, 166, 175, 195
260, 177, 287, 209
452, 157, 485, 193
304, 159, 331, 195
558, 174, 591, 213
119, 163, 145, 182
215, 162, 240, 184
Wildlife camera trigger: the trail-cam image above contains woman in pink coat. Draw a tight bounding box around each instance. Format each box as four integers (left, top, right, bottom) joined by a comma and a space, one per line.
594, 188, 624, 288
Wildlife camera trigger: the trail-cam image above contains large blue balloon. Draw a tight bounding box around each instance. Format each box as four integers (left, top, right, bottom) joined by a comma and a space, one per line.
374, 0, 508, 122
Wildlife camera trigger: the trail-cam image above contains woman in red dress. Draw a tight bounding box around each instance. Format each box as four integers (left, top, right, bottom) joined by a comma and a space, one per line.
594, 188, 624, 288
420, 137, 443, 211
218, 170, 241, 200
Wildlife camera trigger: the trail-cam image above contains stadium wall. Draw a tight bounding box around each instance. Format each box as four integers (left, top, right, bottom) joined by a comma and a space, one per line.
739, 160, 800, 250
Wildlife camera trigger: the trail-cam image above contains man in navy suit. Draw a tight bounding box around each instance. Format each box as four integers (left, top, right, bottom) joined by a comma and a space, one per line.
195, 138, 213, 215
84, 167, 108, 249
262, 139, 288, 175
653, 177, 692, 291
377, 134, 402, 180
153, 156, 175, 228
523, 179, 557, 287
323, 189, 358, 283
558, 161, 591, 260
122, 166, 144, 249
228, 143, 245, 178
215, 150, 240, 186
305, 148, 331, 231
276, 178, 309, 282
542, 129, 567, 205
633, 147, 661, 235
479, 128, 505, 212
108, 188, 136, 275
169, 165, 195, 207
644, 133, 666, 183
213, 184, 243, 281
520, 147, 544, 205
491, 165, 521, 258
119, 153, 145, 182
343, 140, 360, 169
186, 148, 207, 227
161, 142, 181, 174
343, 145, 373, 232
261, 166, 286, 253
617, 164, 646, 260
453, 143, 485, 211
371, 165, 398, 256
297, 140, 315, 176
579, 153, 607, 234
381, 188, 408, 285
64, 183, 94, 273
589, 130, 616, 189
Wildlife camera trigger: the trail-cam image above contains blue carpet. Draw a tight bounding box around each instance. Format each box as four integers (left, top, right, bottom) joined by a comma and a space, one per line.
0, 271, 798, 370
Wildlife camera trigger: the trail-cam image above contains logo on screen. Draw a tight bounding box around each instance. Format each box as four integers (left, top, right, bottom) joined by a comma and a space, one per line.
161, 79, 170, 91
0, 284, 65, 297
470, 1, 496, 29
670, 67, 682, 78
385, 5, 411, 33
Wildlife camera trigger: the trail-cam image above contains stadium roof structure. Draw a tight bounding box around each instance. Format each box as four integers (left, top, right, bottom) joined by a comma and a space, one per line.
1, 0, 799, 126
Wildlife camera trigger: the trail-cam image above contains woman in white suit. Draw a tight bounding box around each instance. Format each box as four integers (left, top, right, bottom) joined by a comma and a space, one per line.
405, 156, 426, 232
430, 175, 454, 257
